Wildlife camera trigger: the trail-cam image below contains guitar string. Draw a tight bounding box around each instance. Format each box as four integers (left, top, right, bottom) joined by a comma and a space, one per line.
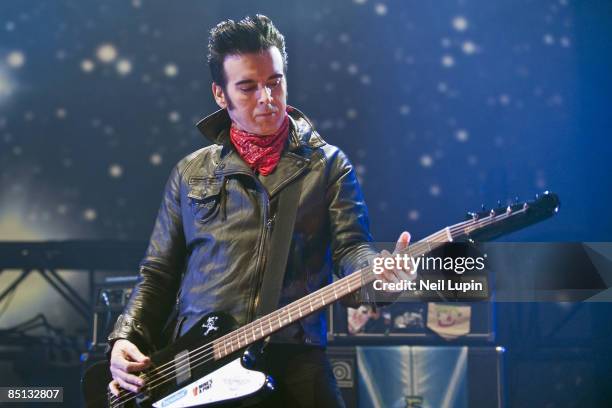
110, 209, 518, 406
110, 209, 522, 405
108, 269, 366, 406
116, 209, 510, 394
109, 269, 368, 406
109, 210, 516, 406
139, 209, 508, 380
109, 210, 513, 406
109, 224, 452, 405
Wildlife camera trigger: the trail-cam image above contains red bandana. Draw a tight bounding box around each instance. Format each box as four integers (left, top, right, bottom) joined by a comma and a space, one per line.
229, 114, 290, 176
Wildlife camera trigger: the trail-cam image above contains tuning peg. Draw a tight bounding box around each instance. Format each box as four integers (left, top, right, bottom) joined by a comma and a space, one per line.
490, 209, 496, 217
497, 200, 502, 208
506, 205, 512, 214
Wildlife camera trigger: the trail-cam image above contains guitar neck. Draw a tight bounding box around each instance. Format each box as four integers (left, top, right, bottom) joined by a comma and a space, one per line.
211, 199, 547, 359
211, 234, 452, 359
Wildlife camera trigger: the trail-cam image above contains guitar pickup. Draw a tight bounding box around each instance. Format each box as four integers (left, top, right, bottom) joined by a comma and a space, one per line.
174, 350, 192, 385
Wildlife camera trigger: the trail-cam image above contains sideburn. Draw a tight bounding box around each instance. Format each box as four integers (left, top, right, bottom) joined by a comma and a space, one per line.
222, 87, 235, 111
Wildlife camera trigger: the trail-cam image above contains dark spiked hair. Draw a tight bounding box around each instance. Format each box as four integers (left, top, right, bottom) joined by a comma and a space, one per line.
207, 14, 288, 89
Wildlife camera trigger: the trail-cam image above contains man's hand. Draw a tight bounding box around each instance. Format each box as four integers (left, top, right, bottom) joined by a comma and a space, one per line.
108, 339, 151, 396
377, 231, 415, 291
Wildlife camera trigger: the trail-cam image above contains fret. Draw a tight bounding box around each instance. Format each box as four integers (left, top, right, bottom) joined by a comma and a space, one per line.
269, 318, 273, 333
298, 304, 303, 318
224, 340, 228, 357
320, 293, 325, 306
410, 241, 431, 257
347, 279, 351, 292
278, 313, 282, 328
309, 297, 313, 312
288, 309, 292, 323
444, 227, 453, 242
450, 226, 460, 240
333, 286, 338, 300
259, 320, 265, 337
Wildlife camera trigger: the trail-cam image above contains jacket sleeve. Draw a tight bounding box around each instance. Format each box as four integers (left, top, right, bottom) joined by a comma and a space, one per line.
106, 164, 186, 355
326, 148, 380, 307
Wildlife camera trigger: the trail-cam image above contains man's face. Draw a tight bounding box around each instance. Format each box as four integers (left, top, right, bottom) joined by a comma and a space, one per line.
212, 46, 287, 136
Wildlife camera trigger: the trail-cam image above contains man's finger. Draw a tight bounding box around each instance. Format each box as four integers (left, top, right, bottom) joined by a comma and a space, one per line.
110, 366, 145, 387
383, 268, 400, 284
124, 344, 150, 364
395, 231, 411, 253
114, 375, 140, 394
108, 380, 120, 397
124, 358, 149, 373
111, 357, 148, 373
396, 268, 414, 281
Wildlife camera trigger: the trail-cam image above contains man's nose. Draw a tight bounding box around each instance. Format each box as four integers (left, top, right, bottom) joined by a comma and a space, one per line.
258, 86, 273, 104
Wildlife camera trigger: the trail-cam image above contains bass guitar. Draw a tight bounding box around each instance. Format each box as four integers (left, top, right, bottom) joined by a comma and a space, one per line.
82, 191, 560, 407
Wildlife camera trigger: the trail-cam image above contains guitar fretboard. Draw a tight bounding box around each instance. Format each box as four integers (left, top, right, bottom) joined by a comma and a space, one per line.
210, 206, 529, 359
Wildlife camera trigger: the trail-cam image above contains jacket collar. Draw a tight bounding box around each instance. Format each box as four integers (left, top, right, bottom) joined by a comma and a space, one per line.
195, 105, 324, 152
195, 106, 324, 196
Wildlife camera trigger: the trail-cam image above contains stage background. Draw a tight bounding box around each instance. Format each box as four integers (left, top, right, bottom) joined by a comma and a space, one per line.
1, 0, 611, 406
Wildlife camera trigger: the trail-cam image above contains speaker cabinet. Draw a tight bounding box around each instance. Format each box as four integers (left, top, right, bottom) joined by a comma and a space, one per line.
328, 346, 504, 408
327, 347, 359, 407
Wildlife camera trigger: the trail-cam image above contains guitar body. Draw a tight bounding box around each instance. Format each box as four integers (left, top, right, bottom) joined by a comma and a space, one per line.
82, 312, 275, 408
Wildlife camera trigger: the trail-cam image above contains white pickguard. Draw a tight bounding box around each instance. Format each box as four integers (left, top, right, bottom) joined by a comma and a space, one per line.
152, 358, 268, 408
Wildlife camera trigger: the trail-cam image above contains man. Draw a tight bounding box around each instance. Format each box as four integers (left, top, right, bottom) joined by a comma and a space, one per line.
107, 14, 411, 407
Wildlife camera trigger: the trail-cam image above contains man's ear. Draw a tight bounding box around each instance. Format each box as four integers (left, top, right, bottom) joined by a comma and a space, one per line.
212, 82, 227, 109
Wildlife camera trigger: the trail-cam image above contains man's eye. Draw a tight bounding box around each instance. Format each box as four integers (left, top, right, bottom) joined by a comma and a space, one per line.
240, 87, 256, 92
267, 79, 281, 87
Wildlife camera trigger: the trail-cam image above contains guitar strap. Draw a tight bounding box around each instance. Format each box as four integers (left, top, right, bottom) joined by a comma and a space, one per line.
255, 172, 304, 318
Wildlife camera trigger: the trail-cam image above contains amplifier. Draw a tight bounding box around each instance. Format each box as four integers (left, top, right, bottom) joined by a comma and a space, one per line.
328, 300, 495, 344
327, 347, 359, 408
328, 346, 504, 408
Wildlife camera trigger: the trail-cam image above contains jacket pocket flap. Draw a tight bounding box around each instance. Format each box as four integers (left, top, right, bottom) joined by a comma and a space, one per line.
187, 179, 222, 200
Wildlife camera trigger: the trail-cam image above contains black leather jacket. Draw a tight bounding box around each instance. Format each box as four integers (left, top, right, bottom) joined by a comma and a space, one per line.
108, 107, 378, 353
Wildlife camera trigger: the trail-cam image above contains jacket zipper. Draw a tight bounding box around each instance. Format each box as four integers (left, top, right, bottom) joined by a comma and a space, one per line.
213, 169, 269, 323
246, 182, 270, 322
249, 214, 275, 320
224, 161, 308, 322
245, 164, 308, 322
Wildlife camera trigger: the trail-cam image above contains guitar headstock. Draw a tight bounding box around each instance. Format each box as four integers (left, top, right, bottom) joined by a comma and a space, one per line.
460, 191, 560, 242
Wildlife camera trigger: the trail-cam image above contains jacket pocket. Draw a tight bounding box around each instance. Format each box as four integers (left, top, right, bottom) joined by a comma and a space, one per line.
187, 179, 223, 223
